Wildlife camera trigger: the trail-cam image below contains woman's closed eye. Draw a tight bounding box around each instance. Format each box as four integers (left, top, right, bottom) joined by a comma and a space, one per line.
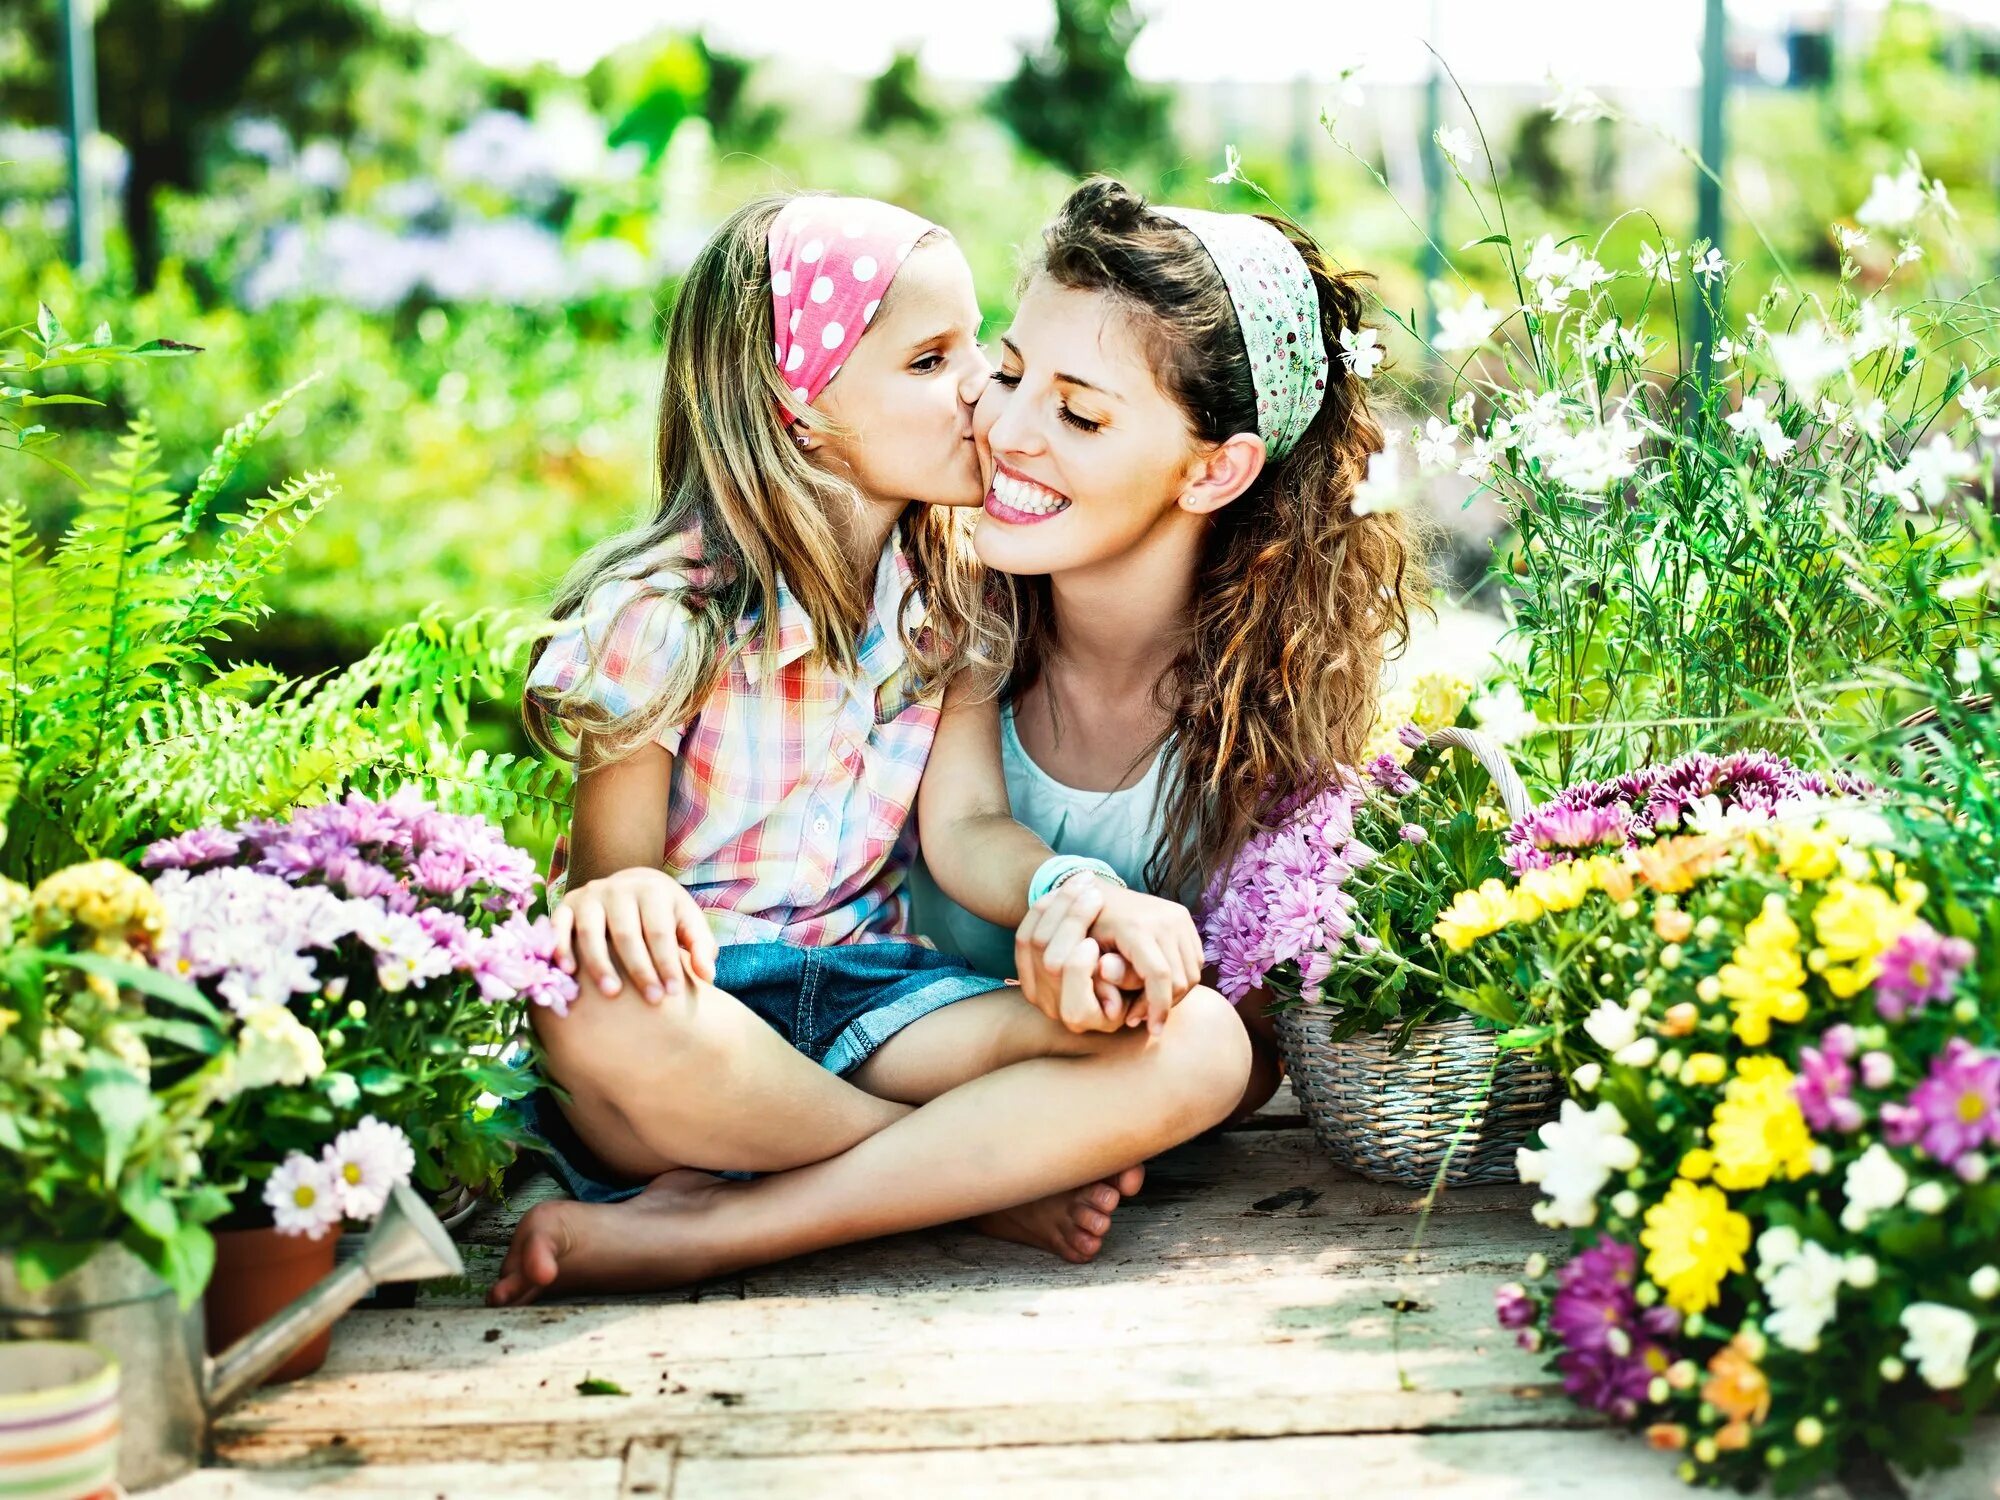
989, 371, 1101, 433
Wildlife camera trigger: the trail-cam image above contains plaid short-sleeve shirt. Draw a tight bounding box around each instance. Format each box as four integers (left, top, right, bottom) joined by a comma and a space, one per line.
527, 534, 944, 948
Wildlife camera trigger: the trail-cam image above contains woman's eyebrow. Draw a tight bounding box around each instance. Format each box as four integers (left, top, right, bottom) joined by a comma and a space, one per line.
1000, 336, 1123, 402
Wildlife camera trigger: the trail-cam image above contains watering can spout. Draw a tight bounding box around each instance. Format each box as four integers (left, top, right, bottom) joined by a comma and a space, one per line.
205, 1182, 463, 1412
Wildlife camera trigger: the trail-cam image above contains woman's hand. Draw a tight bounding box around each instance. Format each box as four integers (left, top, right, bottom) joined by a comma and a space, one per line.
1081, 884, 1204, 1036
551, 867, 718, 1005
1013, 878, 1135, 1033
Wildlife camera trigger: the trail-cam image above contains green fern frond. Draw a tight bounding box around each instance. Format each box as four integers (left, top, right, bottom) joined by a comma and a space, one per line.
173, 471, 339, 644
178, 373, 323, 537
0, 500, 57, 748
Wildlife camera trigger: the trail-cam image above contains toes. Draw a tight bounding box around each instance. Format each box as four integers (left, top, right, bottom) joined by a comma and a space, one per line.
1115, 1164, 1146, 1197
1074, 1207, 1111, 1237
1068, 1230, 1103, 1261
1084, 1184, 1120, 1214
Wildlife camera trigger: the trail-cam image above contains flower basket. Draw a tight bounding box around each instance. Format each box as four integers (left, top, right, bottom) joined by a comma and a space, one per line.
1272, 726, 1557, 1187
1275, 1007, 1561, 1186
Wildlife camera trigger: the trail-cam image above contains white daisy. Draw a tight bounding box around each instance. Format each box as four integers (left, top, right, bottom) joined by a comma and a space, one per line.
265, 1151, 343, 1238
322, 1115, 417, 1221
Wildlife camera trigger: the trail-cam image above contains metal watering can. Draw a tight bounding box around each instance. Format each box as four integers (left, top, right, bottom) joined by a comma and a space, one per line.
0, 1183, 462, 1490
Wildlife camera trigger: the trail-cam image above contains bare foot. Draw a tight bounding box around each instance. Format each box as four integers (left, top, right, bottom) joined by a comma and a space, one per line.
971, 1164, 1146, 1264
487, 1167, 733, 1306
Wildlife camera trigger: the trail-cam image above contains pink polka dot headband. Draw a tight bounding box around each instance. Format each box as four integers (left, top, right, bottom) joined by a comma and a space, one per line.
769, 196, 940, 423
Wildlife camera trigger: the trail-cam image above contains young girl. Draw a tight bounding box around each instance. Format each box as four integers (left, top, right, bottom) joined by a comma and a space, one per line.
912, 178, 1426, 1108
492, 193, 1247, 1304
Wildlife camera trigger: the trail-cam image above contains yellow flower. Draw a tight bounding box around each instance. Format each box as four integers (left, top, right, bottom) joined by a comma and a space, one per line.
1410, 670, 1474, 730
1707, 1057, 1815, 1191
1518, 860, 1595, 915
29, 861, 166, 952
1682, 1052, 1727, 1086
1717, 895, 1809, 1045
1679, 1147, 1718, 1181
1635, 835, 1728, 895
1775, 826, 1843, 883
1434, 879, 1534, 952
1810, 879, 1923, 998
1642, 1178, 1751, 1316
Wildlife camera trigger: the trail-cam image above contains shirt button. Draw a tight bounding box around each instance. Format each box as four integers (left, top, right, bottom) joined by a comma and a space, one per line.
813, 816, 831, 836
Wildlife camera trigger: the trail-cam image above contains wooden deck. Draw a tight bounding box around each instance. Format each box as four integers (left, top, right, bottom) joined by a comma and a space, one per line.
158, 1087, 1994, 1499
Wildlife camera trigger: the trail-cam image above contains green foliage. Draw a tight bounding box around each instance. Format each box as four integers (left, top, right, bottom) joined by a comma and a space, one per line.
863, 49, 942, 137
991, 0, 1174, 177
0, 310, 568, 883
0, 876, 232, 1307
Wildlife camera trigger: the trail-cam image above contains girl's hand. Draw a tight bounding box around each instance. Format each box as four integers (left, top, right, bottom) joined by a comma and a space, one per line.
1014, 879, 1133, 1033
1083, 884, 1204, 1037
552, 867, 718, 1005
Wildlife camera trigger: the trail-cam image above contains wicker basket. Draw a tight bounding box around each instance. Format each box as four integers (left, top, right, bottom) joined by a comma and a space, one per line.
1274, 726, 1559, 1188
1275, 1007, 1561, 1186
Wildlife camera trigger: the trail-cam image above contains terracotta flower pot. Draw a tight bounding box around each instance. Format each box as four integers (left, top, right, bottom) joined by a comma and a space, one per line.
204, 1226, 340, 1385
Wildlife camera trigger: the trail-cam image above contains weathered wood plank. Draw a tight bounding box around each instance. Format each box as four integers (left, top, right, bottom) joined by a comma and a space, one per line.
150, 1458, 624, 1496
1895, 1419, 2000, 1499
214, 1272, 1583, 1467
671, 1429, 1865, 1500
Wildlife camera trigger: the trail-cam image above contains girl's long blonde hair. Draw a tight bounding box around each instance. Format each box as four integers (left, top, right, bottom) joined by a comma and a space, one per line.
1014, 177, 1431, 901
524, 193, 1009, 765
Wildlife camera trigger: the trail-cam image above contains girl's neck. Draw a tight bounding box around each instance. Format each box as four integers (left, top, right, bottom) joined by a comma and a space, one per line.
838, 494, 908, 580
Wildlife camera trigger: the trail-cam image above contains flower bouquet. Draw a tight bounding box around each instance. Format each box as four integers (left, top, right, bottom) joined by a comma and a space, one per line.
1199, 674, 1559, 1184
141, 787, 578, 1235
1445, 796, 2000, 1489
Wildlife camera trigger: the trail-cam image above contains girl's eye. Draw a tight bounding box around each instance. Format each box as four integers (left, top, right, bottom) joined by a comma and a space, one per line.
989, 370, 1021, 388
911, 353, 944, 373
1058, 404, 1102, 434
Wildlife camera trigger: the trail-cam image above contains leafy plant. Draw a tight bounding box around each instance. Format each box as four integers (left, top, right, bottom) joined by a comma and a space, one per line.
0, 308, 569, 883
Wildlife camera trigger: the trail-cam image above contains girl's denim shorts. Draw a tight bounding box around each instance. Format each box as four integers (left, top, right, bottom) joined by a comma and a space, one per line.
513, 938, 1004, 1204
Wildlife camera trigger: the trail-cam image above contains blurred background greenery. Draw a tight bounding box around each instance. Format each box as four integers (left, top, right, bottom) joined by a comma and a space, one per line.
2, 0, 1996, 666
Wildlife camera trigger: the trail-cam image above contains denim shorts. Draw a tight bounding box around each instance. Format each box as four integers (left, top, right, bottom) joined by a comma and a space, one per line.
514, 938, 1004, 1204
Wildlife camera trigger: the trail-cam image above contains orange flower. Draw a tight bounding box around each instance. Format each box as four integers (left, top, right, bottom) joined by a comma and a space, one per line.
1654, 904, 1694, 943
1714, 1420, 1753, 1452
1636, 836, 1727, 895
1646, 1423, 1689, 1451
1661, 1002, 1700, 1038
1702, 1333, 1771, 1428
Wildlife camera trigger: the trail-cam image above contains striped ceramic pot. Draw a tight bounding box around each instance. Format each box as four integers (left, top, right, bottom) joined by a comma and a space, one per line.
0, 1342, 119, 1500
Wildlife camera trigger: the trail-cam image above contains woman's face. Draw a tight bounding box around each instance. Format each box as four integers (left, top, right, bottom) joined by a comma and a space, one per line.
811, 238, 991, 509
971, 276, 1212, 576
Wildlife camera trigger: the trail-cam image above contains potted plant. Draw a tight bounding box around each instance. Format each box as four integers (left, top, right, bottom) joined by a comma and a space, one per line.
140, 788, 577, 1366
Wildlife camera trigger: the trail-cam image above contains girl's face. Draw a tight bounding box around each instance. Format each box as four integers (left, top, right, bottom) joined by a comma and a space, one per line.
972, 276, 1212, 576
811, 239, 991, 509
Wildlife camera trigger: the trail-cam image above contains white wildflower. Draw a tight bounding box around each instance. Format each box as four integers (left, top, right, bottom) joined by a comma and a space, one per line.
1469, 681, 1541, 746
1842, 1143, 1909, 1232
1435, 290, 1505, 354
1637, 241, 1680, 282
1583, 997, 1643, 1053
322, 1116, 416, 1221
1338, 325, 1384, 380
1900, 1303, 1977, 1390
1724, 396, 1796, 464
1350, 446, 1406, 515
1545, 76, 1612, 125
1435, 126, 1474, 166
1767, 322, 1849, 396
1757, 1231, 1846, 1353
1450, 391, 1478, 425
1833, 224, 1869, 253
265, 1152, 343, 1238
1895, 240, 1924, 267
1414, 417, 1458, 470
1691, 247, 1729, 283
1516, 1099, 1641, 1229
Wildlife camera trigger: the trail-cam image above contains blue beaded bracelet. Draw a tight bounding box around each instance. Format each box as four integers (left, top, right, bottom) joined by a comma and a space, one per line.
1029, 854, 1124, 906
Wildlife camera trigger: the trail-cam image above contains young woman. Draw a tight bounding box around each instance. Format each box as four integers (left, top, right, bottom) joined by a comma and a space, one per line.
913, 176, 1426, 1108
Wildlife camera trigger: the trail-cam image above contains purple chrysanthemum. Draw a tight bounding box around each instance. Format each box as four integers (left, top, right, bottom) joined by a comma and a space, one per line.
1544, 1237, 1679, 1422
1874, 922, 1976, 1021
1880, 1038, 2000, 1173
1795, 1024, 1866, 1133
141, 826, 246, 871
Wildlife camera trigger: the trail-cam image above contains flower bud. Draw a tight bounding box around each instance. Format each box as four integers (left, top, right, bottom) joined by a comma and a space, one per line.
1618, 899, 1640, 919
1648, 1378, 1671, 1407
1524, 1252, 1548, 1279
1971, 1265, 2000, 1300
1695, 916, 1721, 940
1907, 1181, 1949, 1215
1660, 943, 1683, 969
1666, 1359, 1699, 1390
1880, 1355, 1905, 1382
1845, 1254, 1878, 1289
1573, 1062, 1603, 1092
1696, 976, 1721, 1003
346, 999, 367, 1022
1612, 1190, 1640, 1219
1693, 1438, 1718, 1465
1955, 997, 1979, 1025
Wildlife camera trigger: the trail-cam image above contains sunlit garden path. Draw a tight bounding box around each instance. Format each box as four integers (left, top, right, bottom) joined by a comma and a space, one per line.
142, 1079, 1990, 1498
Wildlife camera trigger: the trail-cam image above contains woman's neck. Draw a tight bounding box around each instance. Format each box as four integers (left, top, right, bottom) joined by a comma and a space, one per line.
839, 494, 908, 580
1043, 518, 1200, 692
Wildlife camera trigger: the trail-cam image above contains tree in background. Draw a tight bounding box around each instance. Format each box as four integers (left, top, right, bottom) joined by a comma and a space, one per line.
863, 47, 942, 136
992, 0, 1173, 177
589, 31, 781, 162
0, 0, 408, 288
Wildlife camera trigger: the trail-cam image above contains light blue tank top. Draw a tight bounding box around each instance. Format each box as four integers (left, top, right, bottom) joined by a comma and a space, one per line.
907, 704, 1177, 979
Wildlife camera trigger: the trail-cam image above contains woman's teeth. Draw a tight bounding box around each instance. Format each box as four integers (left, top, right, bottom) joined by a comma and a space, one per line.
990, 471, 1071, 518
